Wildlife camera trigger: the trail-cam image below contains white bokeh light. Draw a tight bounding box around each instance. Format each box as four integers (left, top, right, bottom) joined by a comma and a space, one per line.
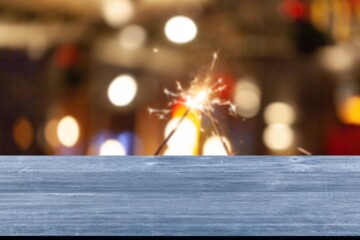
319, 46, 354, 72
119, 24, 147, 50
165, 16, 198, 44
102, 0, 135, 28
264, 102, 296, 125
108, 75, 138, 107
99, 139, 126, 155
203, 136, 231, 156
164, 117, 197, 148
57, 116, 80, 147
263, 124, 295, 151
234, 79, 261, 118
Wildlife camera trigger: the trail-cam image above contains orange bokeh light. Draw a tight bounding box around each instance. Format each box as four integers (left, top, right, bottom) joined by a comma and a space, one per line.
340, 96, 360, 125
171, 97, 201, 155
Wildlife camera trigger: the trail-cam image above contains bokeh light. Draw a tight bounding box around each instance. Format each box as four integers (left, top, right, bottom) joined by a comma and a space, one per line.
107, 74, 138, 107
87, 130, 114, 155
44, 119, 60, 148
282, 0, 306, 20
163, 146, 195, 156
102, 0, 134, 28
0, 0, 358, 156
340, 96, 360, 125
264, 102, 296, 125
55, 44, 78, 69
57, 116, 80, 147
119, 24, 147, 50
164, 117, 197, 149
165, 16, 198, 44
27, 33, 48, 61
117, 131, 140, 155
13, 117, 34, 151
99, 139, 126, 155
263, 124, 295, 151
319, 46, 354, 72
234, 78, 261, 118
202, 136, 231, 156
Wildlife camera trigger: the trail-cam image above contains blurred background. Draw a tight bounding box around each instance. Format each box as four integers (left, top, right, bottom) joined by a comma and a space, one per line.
1, 0, 360, 155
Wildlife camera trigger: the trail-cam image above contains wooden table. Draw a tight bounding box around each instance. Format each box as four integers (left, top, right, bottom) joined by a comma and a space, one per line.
0, 156, 359, 235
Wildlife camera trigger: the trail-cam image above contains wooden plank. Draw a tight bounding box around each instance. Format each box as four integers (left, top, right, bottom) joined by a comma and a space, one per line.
0, 156, 359, 235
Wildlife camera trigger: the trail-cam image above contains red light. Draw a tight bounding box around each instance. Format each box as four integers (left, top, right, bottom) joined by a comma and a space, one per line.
326, 124, 360, 155
349, 0, 360, 14
213, 72, 235, 100
55, 44, 79, 69
282, 0, 307, 20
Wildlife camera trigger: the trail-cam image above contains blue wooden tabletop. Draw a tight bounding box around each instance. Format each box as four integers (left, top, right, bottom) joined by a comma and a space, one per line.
0, 156, 359, 236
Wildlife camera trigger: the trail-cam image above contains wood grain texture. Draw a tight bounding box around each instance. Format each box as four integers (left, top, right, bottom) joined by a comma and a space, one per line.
0, 156, 360, 235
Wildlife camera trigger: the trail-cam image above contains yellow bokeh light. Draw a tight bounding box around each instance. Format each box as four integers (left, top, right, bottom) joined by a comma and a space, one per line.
165, 16, 197, 44
57, 116, 80, 147
13, 117, 34, 151
310, 0, 330, 32
263, 124, 295, 151
164, 117, 198, 149
202, 136, 231, 156
44, 119, 60, 148
163, 146, 194, 156
340, 96, 360, 125
99, 139, 126, 156
107, 74, 138, 107
264, 102, 296, 125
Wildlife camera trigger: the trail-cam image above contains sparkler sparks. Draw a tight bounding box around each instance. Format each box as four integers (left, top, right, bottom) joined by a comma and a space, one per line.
148, 52, 236, 156
148, 76, 237, 121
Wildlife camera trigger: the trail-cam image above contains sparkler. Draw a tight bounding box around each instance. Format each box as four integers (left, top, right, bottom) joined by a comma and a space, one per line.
149, 52, 237, 156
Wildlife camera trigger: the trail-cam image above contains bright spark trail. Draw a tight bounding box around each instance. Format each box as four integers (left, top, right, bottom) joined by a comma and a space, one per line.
149, 53, 236, 156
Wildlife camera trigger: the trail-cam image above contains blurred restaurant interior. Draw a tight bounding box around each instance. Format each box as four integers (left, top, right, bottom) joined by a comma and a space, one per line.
1, 0, 360, 155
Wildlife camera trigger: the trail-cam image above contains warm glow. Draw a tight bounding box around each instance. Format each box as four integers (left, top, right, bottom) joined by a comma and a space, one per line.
45, 119, 60, 148
165, 16, 197, 44
163, 146, 194, 156
13, 117, 34, 151
234, 79, 261, 118
119, 24, 147, 50
28, 34, 48, 60
102, 0, 135, 28
340, 96, 360, 125
164, 117, 197, 148
264, 102, 296, 125
203, 136, 231, 156
263, 124, 295, 151
108, 74, 138, 107
185, 89, 208, 110
57, 116, 80, 147
309, 0, 330, 32
99, 139, 126, 155
319, 46, 354, 72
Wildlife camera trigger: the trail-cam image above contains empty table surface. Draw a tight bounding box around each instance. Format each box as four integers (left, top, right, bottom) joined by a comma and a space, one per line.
0, 156, 359, 235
